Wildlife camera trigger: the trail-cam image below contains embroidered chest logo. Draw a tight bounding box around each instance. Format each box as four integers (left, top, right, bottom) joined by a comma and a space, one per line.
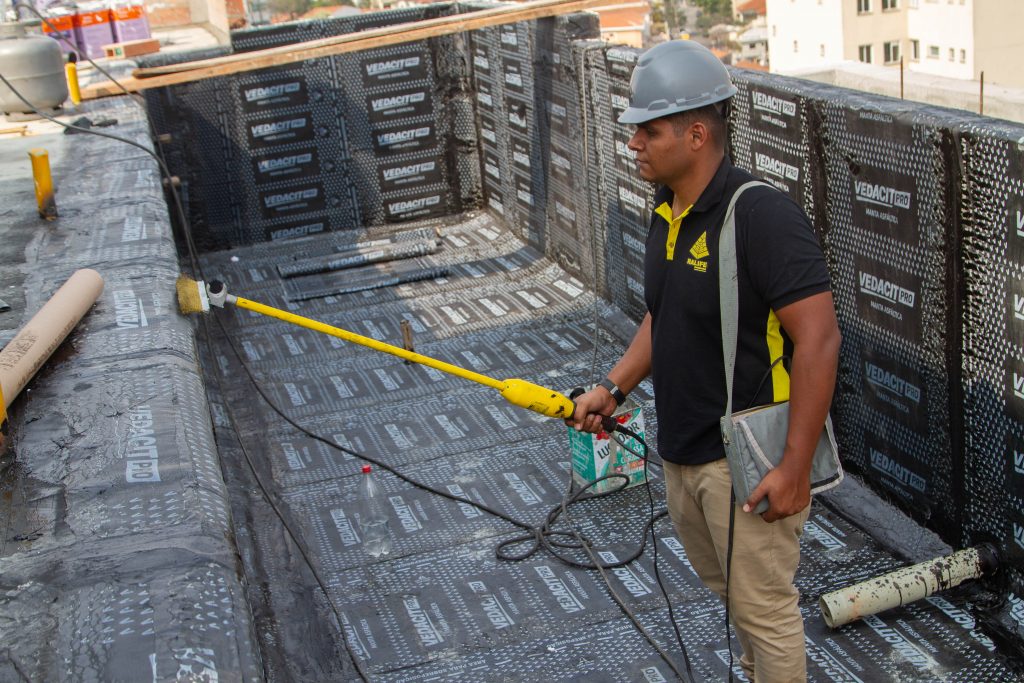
687, 231, 709, 272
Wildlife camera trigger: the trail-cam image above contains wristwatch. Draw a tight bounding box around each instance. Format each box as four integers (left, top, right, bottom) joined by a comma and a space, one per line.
597, 377, 627, 407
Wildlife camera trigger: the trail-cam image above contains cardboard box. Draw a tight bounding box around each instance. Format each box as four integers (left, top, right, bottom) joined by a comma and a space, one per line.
41, 14, 78, 56
111, 5, 151, 43
73, 10, 114, 60
568, 396, 646, 494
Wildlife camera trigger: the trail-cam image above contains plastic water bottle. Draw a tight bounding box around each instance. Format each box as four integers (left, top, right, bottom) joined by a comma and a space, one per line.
357, 465, 392, 558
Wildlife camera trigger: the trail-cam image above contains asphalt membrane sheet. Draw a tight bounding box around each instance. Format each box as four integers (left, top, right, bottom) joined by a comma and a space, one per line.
196, 211, 1024, 682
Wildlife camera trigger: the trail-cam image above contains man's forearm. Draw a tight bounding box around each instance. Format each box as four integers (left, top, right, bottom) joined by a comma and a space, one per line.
781, 326, 840, 475
772, 292, 841, 476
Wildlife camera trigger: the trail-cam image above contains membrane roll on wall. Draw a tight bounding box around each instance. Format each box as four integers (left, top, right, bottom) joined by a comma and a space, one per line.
816, 87, 955, 535
728, 71, 819, 226
0, 94, 262, 681
581, 43, 651, 322
959, 117, 1024, 621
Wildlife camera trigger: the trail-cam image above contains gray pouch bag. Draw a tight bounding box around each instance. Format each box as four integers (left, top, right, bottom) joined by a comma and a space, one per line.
718, 182, 843, 514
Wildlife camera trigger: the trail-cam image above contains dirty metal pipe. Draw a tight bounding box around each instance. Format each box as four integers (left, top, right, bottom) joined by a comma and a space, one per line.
0, 268, 104, 411
819, 544, 998, 629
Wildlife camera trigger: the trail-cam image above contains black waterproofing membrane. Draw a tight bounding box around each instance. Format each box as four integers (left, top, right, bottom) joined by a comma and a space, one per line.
1, 2, 1024, 680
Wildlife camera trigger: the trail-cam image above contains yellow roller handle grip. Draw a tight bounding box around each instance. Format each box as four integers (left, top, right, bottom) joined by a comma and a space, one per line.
499, 378, 576, 419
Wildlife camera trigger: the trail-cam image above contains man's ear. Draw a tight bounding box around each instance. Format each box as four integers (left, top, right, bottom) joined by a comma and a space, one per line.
690, 121, 709, 150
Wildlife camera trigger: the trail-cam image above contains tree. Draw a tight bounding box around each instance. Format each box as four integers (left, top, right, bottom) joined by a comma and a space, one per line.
692, 0, 730, 13
267, 0, 311, 20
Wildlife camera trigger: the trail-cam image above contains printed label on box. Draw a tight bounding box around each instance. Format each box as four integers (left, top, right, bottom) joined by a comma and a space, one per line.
568, 400, 646, 494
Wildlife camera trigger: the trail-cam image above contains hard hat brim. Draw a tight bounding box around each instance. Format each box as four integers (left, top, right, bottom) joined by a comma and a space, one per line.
617, 107, 657, 125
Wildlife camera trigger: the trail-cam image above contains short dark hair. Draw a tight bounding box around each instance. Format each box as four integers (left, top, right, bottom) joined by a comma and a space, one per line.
667, 101, 729, 148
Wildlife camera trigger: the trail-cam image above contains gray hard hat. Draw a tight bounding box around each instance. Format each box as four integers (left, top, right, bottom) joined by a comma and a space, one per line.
618, 40, 737, 125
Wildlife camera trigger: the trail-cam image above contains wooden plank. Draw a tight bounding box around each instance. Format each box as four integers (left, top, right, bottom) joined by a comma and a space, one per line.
81, 0, 615, 99
133, 0, 586, 78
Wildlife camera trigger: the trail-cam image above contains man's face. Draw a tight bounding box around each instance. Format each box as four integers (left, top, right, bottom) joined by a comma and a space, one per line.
626, 116, 689, 185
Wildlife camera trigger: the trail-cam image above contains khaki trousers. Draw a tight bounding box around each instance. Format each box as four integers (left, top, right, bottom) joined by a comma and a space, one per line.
662, 458, 810, 683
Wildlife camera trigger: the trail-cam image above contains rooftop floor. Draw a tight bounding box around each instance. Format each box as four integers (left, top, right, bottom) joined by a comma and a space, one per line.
0, 31, 1023, 682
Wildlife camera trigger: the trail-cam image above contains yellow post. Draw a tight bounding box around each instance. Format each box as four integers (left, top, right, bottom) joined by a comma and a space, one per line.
65, 62, 82, 106
28, 148, 57, 220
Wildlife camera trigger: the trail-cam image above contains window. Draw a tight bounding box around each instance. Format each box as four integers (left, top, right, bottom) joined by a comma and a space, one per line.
858, 44, 873, 63
793, 40, 799, 53
857, 0, 871, 13
772, 25, 777, 37
882, 0, 898, 9
910, 39, 919, 60
948, 47, 955, 61
960, 49, 966, 63
820, 44, 826, 57
884, 41, 901, 63
928, 45, 939, 59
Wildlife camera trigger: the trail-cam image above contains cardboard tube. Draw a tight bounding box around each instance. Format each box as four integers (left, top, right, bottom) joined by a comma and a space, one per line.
0, 269, 104, 410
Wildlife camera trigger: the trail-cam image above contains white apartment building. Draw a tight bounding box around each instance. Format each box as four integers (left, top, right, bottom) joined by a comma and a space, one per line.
910, 0, 1024, 89
767, 0, 904, 73
766, 0, 1024, 88
907, 0, 973, 80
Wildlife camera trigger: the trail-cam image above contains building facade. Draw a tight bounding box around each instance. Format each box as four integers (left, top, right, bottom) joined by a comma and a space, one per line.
766, 0, 1024, 89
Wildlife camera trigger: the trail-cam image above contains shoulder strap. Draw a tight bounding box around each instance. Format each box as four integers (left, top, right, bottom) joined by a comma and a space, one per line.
719, 180, 770, 419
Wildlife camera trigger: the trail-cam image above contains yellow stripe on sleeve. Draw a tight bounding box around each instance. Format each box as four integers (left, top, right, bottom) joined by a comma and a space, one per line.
766, 309, 790, 402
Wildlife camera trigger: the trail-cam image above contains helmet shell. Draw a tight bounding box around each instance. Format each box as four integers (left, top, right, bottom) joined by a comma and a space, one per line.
618, 40, 737, 125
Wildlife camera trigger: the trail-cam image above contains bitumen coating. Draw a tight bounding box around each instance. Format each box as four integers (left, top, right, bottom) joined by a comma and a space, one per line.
1, 31, 1023, 683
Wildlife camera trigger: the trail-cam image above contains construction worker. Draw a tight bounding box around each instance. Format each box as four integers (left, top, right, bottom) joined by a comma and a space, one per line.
569, 40, 840, 681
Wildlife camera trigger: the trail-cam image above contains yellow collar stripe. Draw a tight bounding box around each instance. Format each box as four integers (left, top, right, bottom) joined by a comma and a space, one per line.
655, 201, 693, 261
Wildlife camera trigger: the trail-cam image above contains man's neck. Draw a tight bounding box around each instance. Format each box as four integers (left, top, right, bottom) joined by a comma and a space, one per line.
668, 151, 724, 215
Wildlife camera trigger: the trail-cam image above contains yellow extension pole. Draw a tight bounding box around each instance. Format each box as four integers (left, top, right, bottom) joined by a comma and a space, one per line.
233, 296, 505, 390
229, 294, 577, 419
28, 148, 56, 220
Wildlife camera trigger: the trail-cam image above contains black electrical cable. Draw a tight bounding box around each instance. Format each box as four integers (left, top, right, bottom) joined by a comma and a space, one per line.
2, 51, 697, 681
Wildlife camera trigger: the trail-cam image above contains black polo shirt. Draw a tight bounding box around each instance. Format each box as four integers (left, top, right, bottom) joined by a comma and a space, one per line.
644, 158, 831, 465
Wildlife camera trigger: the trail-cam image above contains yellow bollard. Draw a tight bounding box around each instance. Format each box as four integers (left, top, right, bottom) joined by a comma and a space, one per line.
28, 148, 57, 220
65, 61, 82, 106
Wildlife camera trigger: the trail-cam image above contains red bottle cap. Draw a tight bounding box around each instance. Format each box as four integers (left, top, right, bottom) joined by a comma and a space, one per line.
362, 465, 372, 474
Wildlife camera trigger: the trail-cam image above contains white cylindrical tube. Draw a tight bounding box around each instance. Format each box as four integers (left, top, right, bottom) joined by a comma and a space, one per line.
0, 269, 104, 408
819, 544, 998, 629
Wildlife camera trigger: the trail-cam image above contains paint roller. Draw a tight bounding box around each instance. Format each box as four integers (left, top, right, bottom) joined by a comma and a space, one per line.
176, 276, 615, 429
